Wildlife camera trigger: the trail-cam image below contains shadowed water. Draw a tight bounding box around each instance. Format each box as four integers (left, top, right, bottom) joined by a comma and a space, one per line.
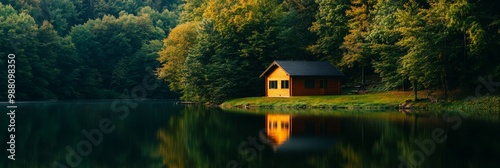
1, 100, 500, 168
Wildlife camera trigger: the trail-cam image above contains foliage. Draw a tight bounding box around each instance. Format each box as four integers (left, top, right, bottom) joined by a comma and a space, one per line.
0, 1, 178, 100
368, 0, 407, 89
157, 21, 198, 92
341, 0, 374, 68
308, 0, 350, 64
159, 0, 313, 103
1, 0, 499, 103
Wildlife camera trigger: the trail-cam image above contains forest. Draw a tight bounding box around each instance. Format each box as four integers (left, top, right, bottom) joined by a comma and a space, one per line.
1, 0, 499, 103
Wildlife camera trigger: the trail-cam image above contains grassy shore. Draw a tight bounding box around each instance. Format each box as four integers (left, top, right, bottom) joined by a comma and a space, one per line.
220, 91, 500, 114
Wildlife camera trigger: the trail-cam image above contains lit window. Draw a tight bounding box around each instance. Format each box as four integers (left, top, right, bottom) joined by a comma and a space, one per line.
282, 122, 289, 129
281, 80, 289, 89
269, 80, 278, 89
269, 121, 278, 129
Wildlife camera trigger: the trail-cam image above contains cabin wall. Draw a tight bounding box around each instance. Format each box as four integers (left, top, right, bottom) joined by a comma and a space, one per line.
266, 67, 290, 97
290, 76, 341, 96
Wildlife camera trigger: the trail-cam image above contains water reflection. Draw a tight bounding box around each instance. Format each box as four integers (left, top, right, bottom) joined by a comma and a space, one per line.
266, 114, 290, 149
266, 114, 340, 152
2, 101, 500, 168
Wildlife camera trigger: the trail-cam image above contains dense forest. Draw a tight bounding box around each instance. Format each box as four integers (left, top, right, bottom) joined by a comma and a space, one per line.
0, 0, 181, 99
1, 0, 499, 103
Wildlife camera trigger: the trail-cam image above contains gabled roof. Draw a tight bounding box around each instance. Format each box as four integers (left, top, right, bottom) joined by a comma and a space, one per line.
259, 60, 344, 78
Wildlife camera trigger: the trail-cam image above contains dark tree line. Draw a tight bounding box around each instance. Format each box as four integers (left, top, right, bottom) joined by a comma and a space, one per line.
0, 0, 181, 100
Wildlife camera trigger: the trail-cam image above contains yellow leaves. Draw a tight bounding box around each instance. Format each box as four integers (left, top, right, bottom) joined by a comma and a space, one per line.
203, 0, 269, 32
157, 128, 190, 168
340, 144, 363, 168
157, 22, 199, 91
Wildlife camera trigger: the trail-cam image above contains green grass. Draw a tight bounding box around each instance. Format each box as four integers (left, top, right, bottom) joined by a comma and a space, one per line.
220, 91, 500, 114
445, 96, 500, 114
221, 91, 422, 110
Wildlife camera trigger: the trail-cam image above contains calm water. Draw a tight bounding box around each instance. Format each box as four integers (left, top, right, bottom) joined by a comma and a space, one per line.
1, 100, 500, 168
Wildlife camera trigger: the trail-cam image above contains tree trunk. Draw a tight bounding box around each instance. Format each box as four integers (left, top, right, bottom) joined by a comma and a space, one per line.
361, 66, 365, 85
402, 77, 406, 91
441, 70, 448, 101
413, 80, 418, 101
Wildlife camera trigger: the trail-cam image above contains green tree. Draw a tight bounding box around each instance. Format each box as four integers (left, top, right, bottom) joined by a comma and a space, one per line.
131, 39, 174, 98
34, 21, 63, 98
0, 3, 44, 99
396, 0, 436, 100
178, 0, 209, 23
157, 22, 198, 93
138, 6, 179, 35
180, 0, 309, 103
69, 12, 166, 98
308, 0, 350, 64
394, 0, 492, 99
368, 0, 407, 90
40, 0, 79, 34
281, 0, 318, 59
341, 0, 375, 84
68, 24, 103, 97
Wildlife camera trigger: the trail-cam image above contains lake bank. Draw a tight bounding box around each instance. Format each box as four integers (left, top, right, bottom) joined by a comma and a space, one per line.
220, 91, 500, 114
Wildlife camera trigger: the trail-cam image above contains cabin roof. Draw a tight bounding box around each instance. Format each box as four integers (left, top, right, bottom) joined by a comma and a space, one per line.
259, 60, 344, 78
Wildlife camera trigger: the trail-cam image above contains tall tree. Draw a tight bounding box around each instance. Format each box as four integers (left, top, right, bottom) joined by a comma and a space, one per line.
0, 3, 43, 99
281, 0, 319, 59
70, 12, 166, 97
157, 21, 199, 93
40, 0, 79, 34
34, 21, 63, 98
396, 0, 435, 100
178, 0, 209, 23
394, 0, 492, 99
368, 0, 407, 90
308, 0, 350, 64
138, 6, 179, 34
341, 0, 375, 84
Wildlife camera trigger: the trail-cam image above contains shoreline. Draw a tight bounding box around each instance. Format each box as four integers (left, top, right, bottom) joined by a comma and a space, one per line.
220, 91, 500, 114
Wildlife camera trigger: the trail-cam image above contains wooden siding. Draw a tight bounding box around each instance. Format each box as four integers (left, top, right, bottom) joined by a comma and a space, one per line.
266, 67, 291, 97
290, 76, 341, 96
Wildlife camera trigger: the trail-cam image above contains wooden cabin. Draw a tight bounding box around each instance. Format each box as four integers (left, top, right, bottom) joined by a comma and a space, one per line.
259, 60, 344, 97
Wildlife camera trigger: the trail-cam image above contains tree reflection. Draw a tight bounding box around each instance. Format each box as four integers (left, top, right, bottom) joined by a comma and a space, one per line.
8, 101, 500, 167
157, 126, 191, 167
157, 106, 258, 167
4, 100, 176, 168
155, 106, 500, 167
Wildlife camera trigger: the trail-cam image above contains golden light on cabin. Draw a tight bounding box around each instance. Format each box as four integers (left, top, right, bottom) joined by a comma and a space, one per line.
266, 114, 291, 147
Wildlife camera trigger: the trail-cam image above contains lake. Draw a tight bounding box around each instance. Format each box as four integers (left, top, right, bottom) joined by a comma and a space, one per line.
1, 100, 500, 168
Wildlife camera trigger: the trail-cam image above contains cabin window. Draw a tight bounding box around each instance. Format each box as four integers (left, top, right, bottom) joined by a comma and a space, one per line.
269, 121, 278, 129
281, 80, 289, 89
281, 122, 289, 129
305, 79, 315, 88
320, 80, 328, 88
269, 80, 278, 89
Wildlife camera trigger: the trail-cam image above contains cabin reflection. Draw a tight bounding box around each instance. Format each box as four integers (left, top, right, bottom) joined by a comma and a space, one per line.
266, 114, 340, 152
